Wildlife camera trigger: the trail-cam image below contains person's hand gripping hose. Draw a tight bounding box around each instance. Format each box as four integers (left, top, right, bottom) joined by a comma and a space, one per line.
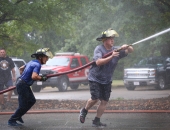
40, 74, 48, 81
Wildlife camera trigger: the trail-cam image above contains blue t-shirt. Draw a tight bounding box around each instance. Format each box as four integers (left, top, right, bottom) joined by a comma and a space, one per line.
20, 60, 41, 85
88, 44, 127, 84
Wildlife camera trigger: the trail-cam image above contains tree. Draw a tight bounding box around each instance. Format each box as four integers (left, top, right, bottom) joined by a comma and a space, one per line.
1, 0, 170, 78
0, 0, 85, 59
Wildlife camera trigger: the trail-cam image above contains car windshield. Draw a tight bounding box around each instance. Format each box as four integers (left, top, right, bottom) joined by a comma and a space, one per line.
13, 61, 26, 68
137, 57, 164, 66
45, 57, 70, 66
137, 59, 147, 65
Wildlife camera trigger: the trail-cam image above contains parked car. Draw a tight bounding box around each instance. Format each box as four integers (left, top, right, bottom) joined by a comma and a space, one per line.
12, 58, 26, 68
32, 52, 90, 92
124, 56, 170, 90
11, 57, 26, 95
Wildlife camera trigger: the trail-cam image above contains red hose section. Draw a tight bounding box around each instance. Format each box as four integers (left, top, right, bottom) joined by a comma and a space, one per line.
0, 50, 115, 94
47, 61, 94, 78
47, 50, 114, 78
0, 86, 16, 94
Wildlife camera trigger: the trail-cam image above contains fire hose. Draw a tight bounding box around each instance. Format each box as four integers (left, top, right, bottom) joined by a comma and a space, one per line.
0, 48, 122, 94
0, 28, 170, 94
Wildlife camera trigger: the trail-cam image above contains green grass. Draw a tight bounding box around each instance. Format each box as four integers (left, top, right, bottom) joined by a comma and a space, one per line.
112, 80, 124, 87
114, 97, 125, 100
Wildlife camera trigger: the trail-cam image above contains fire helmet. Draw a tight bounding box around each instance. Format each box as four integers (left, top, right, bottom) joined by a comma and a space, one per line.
96, 28, 119, 41
31, 48, 53, 59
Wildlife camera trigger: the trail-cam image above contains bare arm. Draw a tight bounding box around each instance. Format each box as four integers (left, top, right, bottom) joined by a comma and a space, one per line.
121, 44, 134, 54
32, 72, 42, 81
19, 65, 46, 81
19, 65, 25, 75
96, 51, 119, 66
96, 44, 133, 66
11, 68, 16, 82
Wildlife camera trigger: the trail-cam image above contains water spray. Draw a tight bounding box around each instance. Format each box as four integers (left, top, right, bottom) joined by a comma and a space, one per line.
131, 28, 170, 46
114, 28, 170, 52
0, 28, 170, 94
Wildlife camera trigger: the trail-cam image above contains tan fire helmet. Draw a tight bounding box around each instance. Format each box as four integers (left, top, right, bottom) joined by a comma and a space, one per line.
31, 48, 53, 59
96, 28, 119, 41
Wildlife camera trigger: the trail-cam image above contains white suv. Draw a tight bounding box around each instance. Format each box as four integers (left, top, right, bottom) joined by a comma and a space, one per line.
11, 57, 26, 95
12, 58, 26, 68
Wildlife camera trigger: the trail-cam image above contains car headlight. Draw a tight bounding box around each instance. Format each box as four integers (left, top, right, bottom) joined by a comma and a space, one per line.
124, 70, 127, 77
148, 69, 156, 77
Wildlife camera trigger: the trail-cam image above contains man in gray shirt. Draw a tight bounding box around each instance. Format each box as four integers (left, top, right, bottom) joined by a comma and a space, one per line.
79, 28, 134, 127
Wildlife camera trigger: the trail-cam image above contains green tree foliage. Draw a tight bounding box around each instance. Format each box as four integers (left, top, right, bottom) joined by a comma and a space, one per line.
61, 0, 170, 60
1, 0, 170, 78
0, 0, 85, 60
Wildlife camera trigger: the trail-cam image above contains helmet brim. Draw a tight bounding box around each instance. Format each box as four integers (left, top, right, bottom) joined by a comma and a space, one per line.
96, 37, 103, 41
31, 53, 37, 58
96, 36, 116, 41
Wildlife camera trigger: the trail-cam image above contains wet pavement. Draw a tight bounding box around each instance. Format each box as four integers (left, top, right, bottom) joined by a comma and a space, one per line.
1, 112, 170, 130
1, 87, 170, 129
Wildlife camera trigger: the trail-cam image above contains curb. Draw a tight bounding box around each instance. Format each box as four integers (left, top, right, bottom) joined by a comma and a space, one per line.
1, 110, 170, 115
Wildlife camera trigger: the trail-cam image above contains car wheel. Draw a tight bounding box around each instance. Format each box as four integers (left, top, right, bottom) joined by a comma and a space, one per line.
155, 76, 167, 90
31, 85, 41, 92
125, 84, 136, 90
58, 77, 68, 92
13, 88, 18, 95
70, 84, 79, 90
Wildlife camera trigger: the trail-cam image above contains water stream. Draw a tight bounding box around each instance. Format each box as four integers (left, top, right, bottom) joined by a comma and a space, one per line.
132, 28, 170, 46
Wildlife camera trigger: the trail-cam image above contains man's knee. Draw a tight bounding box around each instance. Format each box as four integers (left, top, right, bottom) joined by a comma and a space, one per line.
90, 98, 99, 103
100, 100, 108, 106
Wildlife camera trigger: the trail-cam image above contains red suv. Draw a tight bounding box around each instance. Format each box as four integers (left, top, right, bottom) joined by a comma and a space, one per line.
32, 52, 90, 92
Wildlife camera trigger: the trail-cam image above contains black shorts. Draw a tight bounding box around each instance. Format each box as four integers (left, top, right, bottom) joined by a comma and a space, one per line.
0, 80, 13, 91
89, 81, 112, 101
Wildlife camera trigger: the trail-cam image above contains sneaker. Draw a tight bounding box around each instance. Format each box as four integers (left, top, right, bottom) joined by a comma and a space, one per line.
79, 108, 88, 123
8, 121, 22, 126
92, 120, 107, 127
17, 117, 24, 123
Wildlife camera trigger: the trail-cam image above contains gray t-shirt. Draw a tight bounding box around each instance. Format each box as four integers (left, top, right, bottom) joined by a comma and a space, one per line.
88, 44, 127, 84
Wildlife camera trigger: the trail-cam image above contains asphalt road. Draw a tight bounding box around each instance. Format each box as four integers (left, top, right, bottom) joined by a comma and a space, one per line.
12, 85, 170, 100
3, 86, 170, 130
1, 113, 170, 130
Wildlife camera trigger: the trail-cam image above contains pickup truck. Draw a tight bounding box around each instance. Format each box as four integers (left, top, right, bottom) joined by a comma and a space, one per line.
124, 56, 170, 90
32, 52, 90, 92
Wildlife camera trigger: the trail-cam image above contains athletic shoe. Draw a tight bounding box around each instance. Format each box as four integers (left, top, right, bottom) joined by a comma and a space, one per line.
17, 117, 24, 123
92, 120, 107, 127
79, 108, 88, 123
8, 121, 22, 126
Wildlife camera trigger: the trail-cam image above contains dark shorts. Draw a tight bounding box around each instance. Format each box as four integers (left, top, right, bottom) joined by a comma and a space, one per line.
89, 81, 112, 101
0, 80, 13, 91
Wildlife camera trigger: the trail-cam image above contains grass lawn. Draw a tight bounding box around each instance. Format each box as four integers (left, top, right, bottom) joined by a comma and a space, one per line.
112, 80, 124, 87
